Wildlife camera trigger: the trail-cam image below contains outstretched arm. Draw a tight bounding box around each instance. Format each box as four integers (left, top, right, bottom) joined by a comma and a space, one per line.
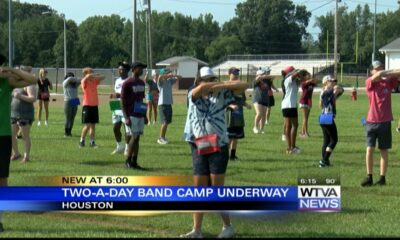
0, 67, 37, 88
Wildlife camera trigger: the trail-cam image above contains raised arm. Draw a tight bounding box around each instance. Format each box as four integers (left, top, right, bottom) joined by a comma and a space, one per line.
0, 67, 37, 88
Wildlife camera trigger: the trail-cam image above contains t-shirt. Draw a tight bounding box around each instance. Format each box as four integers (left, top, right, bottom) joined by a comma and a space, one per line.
121, 77, 145, 118
38, 78, 51, 93
113, 76, 129, 116
320, 89, 336, 115
0, 78, 12, 136
300, 82, 315, 106
158, 78, 176, 105
184, 89, 235, 147
82, 79, 100, 106
226, 93, 246, 128
63, 77, 81, 101
146, 80, 158, 93
366, 76, 398, 123
281, 75, 299, 109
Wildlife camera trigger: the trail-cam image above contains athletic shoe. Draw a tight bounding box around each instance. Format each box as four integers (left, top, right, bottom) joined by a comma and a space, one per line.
260, 129, 265, 134
319, 160, 330, 168
132, 164, 144, 170
124, 148, 129, 157
361, 177, 373, 187
281, 134, 286, 141
111, 145, 125, 155
152, 121, 156, 125
45, 121, 48, 126
375, 178, 386, 186
292, 147, 302, 154
217, 225, 234, 238
157, 137, 168, 145
0, 223, 4, 233
125, 160, 132, 168
79, 140, 85, 148
90, 142, 98, 148
179, 229, 202, 238
265, 120, 269, 125
253, 127, 260, 134
230, 156, 239, 161
37, 121, 41, 126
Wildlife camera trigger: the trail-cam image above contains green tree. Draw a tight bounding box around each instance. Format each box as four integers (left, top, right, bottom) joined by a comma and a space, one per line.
205, 35, 244, 63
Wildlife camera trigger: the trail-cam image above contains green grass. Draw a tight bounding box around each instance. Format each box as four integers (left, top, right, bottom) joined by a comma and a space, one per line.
2, 92, 400, 238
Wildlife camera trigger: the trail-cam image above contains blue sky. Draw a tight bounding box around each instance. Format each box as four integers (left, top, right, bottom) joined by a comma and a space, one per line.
19, 0, 399, 38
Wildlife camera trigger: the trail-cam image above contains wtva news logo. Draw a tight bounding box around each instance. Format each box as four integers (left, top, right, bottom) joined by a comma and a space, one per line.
298, 185, 341, 212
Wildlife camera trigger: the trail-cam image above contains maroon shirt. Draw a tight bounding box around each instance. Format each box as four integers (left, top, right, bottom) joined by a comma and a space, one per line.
121, 77, 145, 118
300, 82, 315, 106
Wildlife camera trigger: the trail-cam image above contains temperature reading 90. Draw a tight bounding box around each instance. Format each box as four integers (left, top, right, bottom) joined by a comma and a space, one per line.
326, 178, 337, 185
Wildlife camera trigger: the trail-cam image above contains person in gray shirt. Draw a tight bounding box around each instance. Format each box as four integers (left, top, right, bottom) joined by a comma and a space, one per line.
157, 68, 180, 144
63, 72, 81, 137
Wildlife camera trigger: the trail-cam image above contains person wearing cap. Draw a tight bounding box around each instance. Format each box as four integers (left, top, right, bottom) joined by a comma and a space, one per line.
63, 72, 81, 137
145, 69, 159, 126
121, 62, 147, 169
299, 72, 319, 138
263, 66, 279, 125
252, 68, 270, 134
110, 61, 131, 155
156, 67, 180, 144
281, 66, 309, 154
361, 60, 400, 187
182, 66, 248, 238
225, 67, 251, 161
78, 67, 105, 148
318, 75, 343, 167
0, 55, 38, 232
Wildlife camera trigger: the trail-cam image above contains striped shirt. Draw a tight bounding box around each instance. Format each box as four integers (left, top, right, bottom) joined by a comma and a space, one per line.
184, 89, 235, 147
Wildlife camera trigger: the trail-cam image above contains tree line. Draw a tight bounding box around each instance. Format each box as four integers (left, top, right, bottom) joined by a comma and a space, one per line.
0, 0, 399, 70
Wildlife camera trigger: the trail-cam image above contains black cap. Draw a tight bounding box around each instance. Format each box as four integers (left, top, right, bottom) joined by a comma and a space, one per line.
0, 54, 6, 65
118, 61, 131, 71
131, 61, 147, 70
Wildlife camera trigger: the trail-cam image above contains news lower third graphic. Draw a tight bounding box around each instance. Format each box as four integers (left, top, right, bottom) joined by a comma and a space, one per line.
0, 176, 340, 213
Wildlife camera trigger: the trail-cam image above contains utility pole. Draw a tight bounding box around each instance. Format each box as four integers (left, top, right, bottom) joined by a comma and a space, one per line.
372, 0, 377, 63
8, 0, 12, 67
132, 0, 137, 63
148, 0, 153, 69
334, 0, 339, 78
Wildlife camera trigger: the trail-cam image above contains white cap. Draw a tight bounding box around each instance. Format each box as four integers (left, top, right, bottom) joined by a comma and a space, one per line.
264, 66, 271, 73
256, 69, 266, 75
200, 67, 216, 79
322, 75, 335, 84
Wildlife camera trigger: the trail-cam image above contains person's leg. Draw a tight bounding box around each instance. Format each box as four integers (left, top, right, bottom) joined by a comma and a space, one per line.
21, 124, 31, 162
44, 101, 49, 123
321, 125, 329, 160
284, 117, 292, 151
210, 174, 231, 227
152, 101, 158, 123
80, 124, 89, 144
37, 100, 43, 124
259, 106, 267, 132
230, 139, 238, 160
192, 176, 210, 231
113, 122, 122, 143
70, 105, 78, 135
146, 102, 152, 125
253, 103, 261, 132
64, 101, 69, 135
379, 149, 388, 177
290, 117, 299, 148
266, 107, 271, 124
11, 123, 20, 159
304, 108, 310, 136
89, 124, 96, 145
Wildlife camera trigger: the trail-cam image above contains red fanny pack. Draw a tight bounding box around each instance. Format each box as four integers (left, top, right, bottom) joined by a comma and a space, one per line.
40, 92, 50, 99
194, 134, 220, 155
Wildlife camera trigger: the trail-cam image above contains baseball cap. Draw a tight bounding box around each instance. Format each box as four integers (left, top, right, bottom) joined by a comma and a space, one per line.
131, 61, 147, 70
228, 67, 240, 75
200, 67, 216, 79
372, 60, 384, 69
264, 66, 271, 73
118, 61, 131, 71
283, 66, 295, 75
322, 75, 335, 84
159, 68, 172, 75
256, 69, 266, 75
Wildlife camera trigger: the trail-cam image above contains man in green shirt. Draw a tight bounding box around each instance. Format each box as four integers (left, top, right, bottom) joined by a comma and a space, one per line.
0, 54, 37, 232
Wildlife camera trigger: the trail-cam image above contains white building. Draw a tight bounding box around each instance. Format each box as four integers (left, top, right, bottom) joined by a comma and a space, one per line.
379, 37, 400, 70
156, 56, 208, 89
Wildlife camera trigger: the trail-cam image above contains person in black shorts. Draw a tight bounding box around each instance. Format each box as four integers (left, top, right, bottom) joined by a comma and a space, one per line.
0, 54, 37, 232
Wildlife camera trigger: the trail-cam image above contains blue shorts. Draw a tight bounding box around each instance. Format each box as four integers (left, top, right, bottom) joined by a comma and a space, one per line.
190, 144, 229, 176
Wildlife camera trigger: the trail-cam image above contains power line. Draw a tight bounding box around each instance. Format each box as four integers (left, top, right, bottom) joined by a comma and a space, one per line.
310, 0, 335, 12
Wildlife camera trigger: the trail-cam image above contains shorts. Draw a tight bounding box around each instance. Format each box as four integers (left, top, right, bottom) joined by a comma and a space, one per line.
11, 118, 33, 126
267, 96, 275, 107
82, 106, 99, 124
282, 108, 298, 118
0, 135, 12, 178
227, 127, 245, 139
146, 92, 153, 101
112, 112, 125, 124
366, 121, 391, 149
255, 102, 268, 107
38, 92, 50, 101
159, 105, 172, 124
125, 116, 144, 136
300, 104, 311, 109
191, 144, 229, 176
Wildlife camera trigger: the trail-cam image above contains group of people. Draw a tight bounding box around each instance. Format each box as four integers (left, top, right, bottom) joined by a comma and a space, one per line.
2, 50, 400, 237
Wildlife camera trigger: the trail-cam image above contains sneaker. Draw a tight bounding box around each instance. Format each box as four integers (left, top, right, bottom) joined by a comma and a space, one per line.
37, 121, 41, 126
79, 140, 85, 148
0, 222, 4, 233
253, 127, 260, 134
292, 147, 302, 154
375, 178, 386, 186
125, 160, 132, 168
90, 142, 98, 148
124, 148, 129, 157
286, 149, 292, 154
230, 156, 239, 161
132, 164, 144, 170
265, 120, 269, 125
361, 177, 373, 187
218, 225, 234, 238
152, 121, 156, 125
319, 160, 330, 167
179, 229, 202, 238
45, 121, 48, 126
281, 134, 286, 141
157, 137, 168, 145
260, 129, 265, 134
111, 145, 125, 155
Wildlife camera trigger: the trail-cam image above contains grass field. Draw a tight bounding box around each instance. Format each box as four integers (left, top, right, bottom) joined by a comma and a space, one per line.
2, 91, 400, 238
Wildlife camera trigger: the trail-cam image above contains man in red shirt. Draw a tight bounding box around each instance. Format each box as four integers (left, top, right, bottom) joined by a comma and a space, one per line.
361, 61, 400, 187
121, 62, 146, 169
